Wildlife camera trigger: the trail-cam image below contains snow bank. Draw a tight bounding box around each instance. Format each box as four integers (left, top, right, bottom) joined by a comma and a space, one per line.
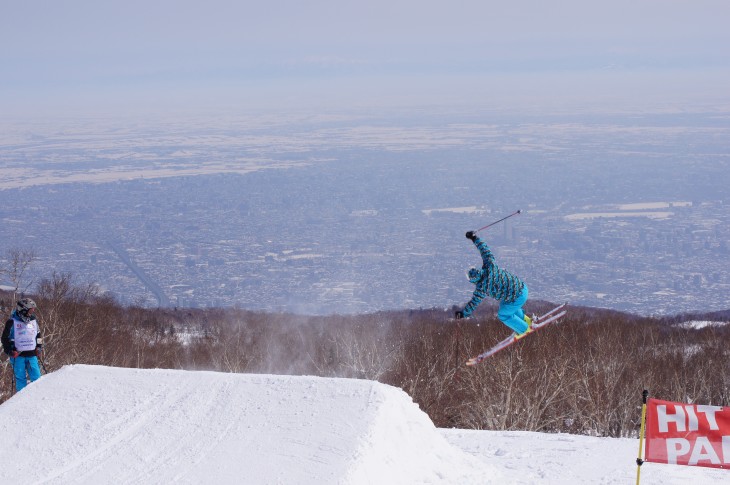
443, 429, 730, 484
679, 320, 729, 330
4, 365, 726, 484
0, 365, 497, 484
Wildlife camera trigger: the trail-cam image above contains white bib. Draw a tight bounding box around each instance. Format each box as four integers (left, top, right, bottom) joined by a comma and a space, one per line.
13, 318, 38, 352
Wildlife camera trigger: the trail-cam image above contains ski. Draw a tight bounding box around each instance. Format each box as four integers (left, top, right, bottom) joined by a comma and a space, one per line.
530, 301, 567, 323
466, 303, 568, 366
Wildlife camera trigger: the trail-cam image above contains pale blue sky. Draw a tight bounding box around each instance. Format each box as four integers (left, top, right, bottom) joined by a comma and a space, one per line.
2, 0, 729, 116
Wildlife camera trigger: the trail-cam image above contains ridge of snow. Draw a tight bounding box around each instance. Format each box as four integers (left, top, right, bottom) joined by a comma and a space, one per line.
344, 383, 499, 484
680, 320, 729, 329
1, 365, 728, 484
0, 365, 495, 484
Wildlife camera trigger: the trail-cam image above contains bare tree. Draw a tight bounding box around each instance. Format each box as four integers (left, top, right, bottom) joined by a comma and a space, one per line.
0, 248, 36, 301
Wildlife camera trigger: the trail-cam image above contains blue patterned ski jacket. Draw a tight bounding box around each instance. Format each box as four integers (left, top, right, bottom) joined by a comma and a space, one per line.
462, 236, 525, 317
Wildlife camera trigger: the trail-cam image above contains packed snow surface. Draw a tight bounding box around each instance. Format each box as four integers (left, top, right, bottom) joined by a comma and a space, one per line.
1, 365, 727, 484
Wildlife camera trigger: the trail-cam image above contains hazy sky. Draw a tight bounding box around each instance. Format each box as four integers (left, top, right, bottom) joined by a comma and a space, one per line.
2, 0, 729, 116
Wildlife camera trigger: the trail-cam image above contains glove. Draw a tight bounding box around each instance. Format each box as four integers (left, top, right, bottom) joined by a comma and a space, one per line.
454, 311, 464, 319
465, 231, 476, 241
35, 347, 43, 357
11, 350, 19, 358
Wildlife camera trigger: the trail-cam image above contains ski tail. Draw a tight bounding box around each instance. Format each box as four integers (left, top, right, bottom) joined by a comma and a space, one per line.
533, 301, 568, 323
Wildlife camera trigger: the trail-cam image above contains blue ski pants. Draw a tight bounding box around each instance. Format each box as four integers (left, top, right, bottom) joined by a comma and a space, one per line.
497, 285, 529, 334
10, 356, 42, 391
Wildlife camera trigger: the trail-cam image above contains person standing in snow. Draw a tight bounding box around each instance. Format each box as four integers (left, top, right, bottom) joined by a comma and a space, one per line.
455, 232, 532, 338
2, 298, 43, 392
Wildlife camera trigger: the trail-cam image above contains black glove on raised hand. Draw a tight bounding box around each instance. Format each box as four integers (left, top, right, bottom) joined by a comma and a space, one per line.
454, 311, 464, 319
465, 231, 476, 241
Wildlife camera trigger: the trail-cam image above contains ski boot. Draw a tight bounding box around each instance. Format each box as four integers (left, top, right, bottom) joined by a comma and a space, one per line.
514, 314, 533, 340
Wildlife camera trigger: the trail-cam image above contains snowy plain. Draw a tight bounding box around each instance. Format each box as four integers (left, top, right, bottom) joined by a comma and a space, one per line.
1, 365, 727, 484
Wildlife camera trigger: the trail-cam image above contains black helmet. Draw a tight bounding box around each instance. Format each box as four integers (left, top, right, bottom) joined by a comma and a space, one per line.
16, 298, 37, 317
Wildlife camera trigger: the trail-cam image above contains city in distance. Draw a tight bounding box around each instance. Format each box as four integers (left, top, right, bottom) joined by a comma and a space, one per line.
1, 108, 728, 316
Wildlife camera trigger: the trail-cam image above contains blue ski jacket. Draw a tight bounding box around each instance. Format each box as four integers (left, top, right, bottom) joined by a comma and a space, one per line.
462, 236, 525, 317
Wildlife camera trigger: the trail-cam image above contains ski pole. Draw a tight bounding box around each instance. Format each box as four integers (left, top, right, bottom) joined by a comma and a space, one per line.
475, 209, 522, 233
39, 354, 48, 374
6, 357, 16, 396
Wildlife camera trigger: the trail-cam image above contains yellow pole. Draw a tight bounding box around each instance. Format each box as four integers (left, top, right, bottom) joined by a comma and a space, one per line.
636, 390, 649, 485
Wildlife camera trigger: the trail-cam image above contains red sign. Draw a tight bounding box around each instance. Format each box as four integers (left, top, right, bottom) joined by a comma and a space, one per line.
645, 398, 730, 469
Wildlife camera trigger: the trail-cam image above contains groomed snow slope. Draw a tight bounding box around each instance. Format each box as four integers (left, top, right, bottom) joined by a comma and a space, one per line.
0, 365, 498, 484
2, 365, 728, 484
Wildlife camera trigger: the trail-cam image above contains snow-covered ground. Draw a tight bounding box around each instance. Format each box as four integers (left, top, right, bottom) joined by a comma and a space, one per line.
1, 365, 727, 484
679, 320, 729, 330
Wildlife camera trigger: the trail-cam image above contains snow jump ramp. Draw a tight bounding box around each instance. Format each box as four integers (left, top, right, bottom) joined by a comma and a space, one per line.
1, 365, 498, 484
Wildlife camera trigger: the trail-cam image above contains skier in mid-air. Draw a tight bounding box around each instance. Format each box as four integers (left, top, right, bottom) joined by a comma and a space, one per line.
455, 231, 532, 338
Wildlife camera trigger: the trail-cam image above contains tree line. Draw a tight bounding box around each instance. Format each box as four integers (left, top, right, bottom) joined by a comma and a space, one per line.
1, 272, 728, 438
